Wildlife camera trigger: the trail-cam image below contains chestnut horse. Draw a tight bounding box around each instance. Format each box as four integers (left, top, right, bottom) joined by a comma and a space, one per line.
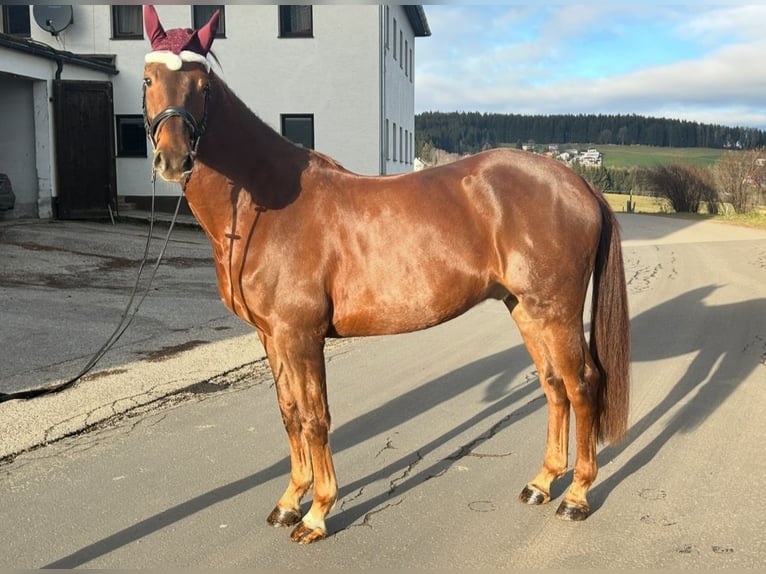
142, 6, 630, 544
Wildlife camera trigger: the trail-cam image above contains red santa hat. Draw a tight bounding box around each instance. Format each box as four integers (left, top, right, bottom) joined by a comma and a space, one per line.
143, 5, 219, 71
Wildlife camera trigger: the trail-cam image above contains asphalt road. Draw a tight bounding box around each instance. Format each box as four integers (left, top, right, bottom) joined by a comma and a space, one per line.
1, 213, 765, 568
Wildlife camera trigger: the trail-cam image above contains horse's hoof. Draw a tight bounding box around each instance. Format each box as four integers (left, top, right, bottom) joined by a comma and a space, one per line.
519, 484, 550, 505
555, 500, 590, 521
267, 506, 302, 528
290, 521, 328, 544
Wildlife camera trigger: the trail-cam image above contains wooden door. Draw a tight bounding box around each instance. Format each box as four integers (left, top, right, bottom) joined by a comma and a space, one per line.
54, 80, 116, 219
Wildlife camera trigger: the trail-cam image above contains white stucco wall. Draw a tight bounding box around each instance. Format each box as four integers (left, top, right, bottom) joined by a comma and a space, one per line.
22, 4, 425, 200
384, 5, 417, 175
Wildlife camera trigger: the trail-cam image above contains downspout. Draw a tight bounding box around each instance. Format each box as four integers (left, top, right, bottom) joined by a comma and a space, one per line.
55, 57, 63, 80
379, 4, 386, 175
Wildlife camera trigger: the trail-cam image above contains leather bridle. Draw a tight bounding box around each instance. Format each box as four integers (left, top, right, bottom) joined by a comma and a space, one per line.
142, 80, 211, 154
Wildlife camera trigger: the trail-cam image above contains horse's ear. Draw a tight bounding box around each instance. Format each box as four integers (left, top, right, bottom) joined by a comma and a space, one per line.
143, 5, 166, 47
197, 9, 220, 54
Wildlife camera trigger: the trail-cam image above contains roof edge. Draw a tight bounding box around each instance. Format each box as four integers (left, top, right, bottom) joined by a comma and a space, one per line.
404, 5, 431, 38
0, 33, 118, 75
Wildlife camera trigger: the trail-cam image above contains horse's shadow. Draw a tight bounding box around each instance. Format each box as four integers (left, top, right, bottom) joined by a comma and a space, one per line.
332, 284, 766, 528
44, 286, 765, 567
43, 325, 538, 568
589, 285, 766, 511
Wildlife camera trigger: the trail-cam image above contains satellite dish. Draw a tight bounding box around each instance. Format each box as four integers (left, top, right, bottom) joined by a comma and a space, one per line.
33, 5, 73, 37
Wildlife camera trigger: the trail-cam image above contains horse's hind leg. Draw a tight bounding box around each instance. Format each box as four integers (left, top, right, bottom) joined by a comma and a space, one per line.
521, 309, 601, 521
548, 327, 601, 521
509, 301, 571, 506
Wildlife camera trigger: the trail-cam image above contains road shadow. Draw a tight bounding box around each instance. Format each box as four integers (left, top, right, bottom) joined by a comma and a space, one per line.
43, 285, 765, 566
43, 333, 542, 568
589, 285, 766, 512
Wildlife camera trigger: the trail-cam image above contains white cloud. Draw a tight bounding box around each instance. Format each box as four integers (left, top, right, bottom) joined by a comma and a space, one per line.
415, 5, 766, 128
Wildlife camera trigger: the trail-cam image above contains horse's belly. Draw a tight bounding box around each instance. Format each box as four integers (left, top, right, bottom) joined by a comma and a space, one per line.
329, 277, 505, 337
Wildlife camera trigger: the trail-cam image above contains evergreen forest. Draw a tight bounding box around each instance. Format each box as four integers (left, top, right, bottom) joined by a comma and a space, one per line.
414, 112, 766, 156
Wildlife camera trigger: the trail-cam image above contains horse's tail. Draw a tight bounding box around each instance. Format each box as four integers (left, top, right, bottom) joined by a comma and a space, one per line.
588, 184, 631, 444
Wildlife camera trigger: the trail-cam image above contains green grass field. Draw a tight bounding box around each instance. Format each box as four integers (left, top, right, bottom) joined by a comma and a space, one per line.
595, 144, 726, 168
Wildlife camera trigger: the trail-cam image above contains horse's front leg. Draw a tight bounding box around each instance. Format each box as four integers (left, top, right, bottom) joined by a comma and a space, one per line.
261, 330, 337, 544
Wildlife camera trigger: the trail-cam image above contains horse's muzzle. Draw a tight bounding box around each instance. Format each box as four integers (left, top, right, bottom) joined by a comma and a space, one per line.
153, 148, 194, 182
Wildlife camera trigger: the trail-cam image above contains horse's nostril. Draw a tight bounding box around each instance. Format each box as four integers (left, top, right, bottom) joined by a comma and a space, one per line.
153, 152, 164, 170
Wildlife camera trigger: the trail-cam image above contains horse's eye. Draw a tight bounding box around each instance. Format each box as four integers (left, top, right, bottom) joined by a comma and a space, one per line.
143, 78, 152, 87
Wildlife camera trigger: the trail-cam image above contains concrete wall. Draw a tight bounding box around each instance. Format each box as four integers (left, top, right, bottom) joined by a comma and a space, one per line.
0, 75, 37, 217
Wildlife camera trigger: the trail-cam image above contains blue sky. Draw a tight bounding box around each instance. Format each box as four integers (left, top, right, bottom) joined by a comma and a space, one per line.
414, 3, 766, 129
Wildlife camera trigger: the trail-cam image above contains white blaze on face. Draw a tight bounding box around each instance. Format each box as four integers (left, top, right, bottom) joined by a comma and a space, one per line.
144, 50, 210, 71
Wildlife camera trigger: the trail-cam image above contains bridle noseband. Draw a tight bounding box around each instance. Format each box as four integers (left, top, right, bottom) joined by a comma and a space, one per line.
142, 80, 211, 155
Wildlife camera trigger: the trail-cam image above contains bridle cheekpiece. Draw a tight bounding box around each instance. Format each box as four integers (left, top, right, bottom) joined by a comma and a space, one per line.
142, 79, 210, 155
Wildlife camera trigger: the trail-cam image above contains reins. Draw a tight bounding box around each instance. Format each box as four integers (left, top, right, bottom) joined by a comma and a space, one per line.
0, 172, 186, 404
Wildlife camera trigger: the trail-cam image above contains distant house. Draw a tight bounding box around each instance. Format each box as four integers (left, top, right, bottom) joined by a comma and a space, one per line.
0, 4, 430, 219
578, 148, 603, 167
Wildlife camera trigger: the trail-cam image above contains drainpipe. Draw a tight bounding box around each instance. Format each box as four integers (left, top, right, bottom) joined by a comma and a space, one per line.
379, 5, 386, 175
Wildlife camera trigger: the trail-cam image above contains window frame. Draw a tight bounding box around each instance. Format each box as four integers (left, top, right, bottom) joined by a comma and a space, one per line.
279, 5, 313, 38
111, 5, 143, 40
2, 5, 31, 37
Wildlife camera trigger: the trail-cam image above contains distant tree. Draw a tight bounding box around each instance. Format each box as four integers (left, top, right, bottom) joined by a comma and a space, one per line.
645, 164, 717, 213
618, 126, 628, 145
419, 140, 435, 163
714, 148, 765, 213
414, 112, 766, 154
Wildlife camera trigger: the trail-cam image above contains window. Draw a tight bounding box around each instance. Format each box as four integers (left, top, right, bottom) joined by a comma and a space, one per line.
410, 48, 414, 83
385, 119, 390, 160
112, 5, 142, 39
393, 19, 397, 60
279, 5, 312, 38
399, 126, 403, 161
281, 114, 314, 149
2, 5, 30, 36
392, 122, 397, 161
116, 116, 147, 158
193, 5, 225, 37
399, 30, 403, 68
384, 6, 389, 50
405, 40, 409, 76
405, 129, 409, 164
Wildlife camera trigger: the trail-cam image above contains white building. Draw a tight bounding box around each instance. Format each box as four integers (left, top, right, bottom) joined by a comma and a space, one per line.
578, 148, 603, 167
0, 4, 430, 219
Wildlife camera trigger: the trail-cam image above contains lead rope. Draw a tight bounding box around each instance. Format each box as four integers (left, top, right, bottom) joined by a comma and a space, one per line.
0, 172, 186, 403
